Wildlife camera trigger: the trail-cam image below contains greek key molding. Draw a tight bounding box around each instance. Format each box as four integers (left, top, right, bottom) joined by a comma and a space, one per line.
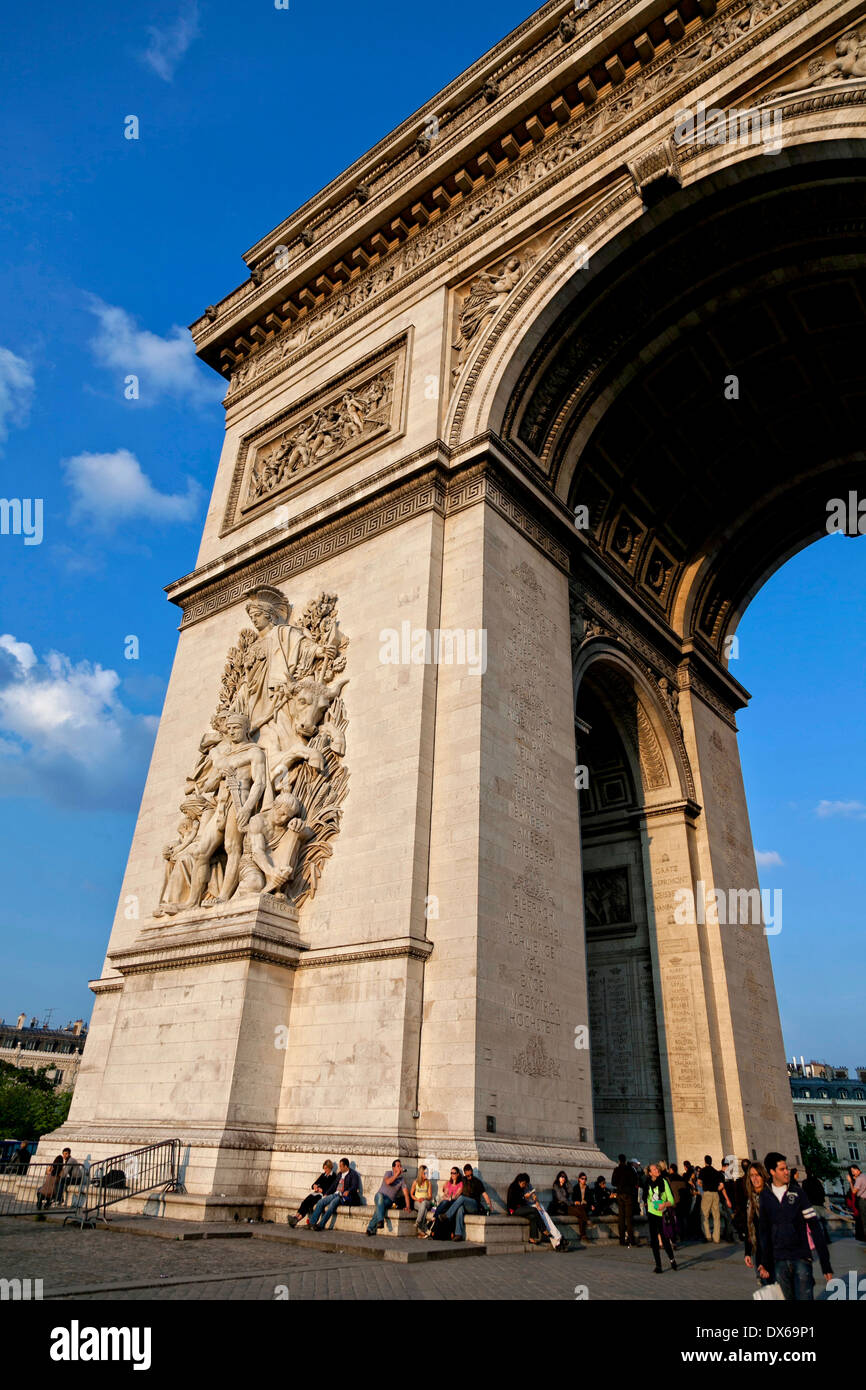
176, 473, 448, 628
447, 464, 571, 572
678, 661, 742, 729
172, 456, 572, 628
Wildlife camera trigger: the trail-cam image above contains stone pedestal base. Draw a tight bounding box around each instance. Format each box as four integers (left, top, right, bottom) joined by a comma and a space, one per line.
41, 895, 303, 1201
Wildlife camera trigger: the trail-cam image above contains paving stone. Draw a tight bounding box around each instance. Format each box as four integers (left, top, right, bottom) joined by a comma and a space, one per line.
2, 1216, 863, 1301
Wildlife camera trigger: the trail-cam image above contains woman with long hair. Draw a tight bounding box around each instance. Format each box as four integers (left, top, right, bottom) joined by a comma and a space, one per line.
422, 1166, 464, 1239
646, 1162, 678, 1273
411, 1165, 433, 1237
743, 1162, 773, 1287
548, 1170, 571, 1217
507, 1172, 544, 1244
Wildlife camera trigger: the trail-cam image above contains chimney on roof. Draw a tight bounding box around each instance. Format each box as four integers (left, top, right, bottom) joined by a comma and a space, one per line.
16, 1013, 26, 1029
72, 1020, 83, 1036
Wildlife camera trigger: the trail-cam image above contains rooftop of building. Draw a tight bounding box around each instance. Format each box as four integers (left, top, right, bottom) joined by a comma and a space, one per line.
0, 1014, 88, 1046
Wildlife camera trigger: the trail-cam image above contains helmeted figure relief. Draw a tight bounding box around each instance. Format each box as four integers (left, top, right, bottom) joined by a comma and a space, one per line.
453, 257, 523, 355
155, 586, 350, 916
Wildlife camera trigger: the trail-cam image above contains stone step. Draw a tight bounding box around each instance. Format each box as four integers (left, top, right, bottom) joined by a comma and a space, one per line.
254, 1224, 486, 1263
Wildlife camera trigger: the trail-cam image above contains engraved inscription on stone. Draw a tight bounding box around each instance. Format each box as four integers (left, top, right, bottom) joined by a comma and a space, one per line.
502, 561, 566, 1074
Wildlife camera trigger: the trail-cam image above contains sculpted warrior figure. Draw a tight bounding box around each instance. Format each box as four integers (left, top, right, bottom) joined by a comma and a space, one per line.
207, 711, 271, 904
453, 257, 523, 355
154, 586, 350, 918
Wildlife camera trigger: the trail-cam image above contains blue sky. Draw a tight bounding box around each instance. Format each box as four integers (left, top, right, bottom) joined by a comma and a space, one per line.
0, 2, 863, 1069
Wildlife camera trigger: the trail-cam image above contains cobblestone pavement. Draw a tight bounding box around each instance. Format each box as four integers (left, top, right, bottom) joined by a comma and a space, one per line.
2, 1218, 863, 1301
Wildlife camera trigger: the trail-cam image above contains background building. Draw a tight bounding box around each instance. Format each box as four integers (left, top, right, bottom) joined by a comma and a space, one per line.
0, 1014, 88, 1094
789, 1058, 866, 1191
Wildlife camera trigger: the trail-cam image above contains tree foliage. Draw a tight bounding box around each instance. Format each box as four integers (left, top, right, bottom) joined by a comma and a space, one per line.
0, 1062, 72, 1139
796, 1119, 841, 1184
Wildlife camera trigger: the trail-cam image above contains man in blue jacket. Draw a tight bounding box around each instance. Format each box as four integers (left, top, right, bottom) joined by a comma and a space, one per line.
308, 1157, 360, 1230
757, 1152, 834, 1300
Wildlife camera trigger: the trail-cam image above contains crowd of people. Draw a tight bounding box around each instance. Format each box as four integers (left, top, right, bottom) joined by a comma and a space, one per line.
287, 1149, 866, 1298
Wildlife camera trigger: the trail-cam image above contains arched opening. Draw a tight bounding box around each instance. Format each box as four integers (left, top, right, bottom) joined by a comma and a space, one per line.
576, 668, 665, 1159
574, 650, 699, 1161
495, 146, 866, 1162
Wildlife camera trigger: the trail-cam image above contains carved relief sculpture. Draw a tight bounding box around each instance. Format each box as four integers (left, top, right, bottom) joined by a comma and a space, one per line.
155, 585, 349, 917
453, 256, 524, 356
808, 29, 866, 83
584, 868, 632, 930
246, 371, 393, 505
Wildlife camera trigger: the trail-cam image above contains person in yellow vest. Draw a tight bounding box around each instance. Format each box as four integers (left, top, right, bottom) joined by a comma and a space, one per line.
646, 1162, 678, 1274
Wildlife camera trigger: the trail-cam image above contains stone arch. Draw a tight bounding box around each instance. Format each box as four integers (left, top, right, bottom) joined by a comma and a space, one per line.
572, 640, 696, 810
459, 138, 866, 665
448, 132, 866, 483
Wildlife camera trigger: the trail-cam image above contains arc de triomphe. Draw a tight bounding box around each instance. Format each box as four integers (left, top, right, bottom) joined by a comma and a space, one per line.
52, 0, 864, 1214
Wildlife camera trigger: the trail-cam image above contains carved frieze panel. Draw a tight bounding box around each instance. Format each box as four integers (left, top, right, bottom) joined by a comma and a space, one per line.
221, 336, 408, 535
584, 866, 634, 936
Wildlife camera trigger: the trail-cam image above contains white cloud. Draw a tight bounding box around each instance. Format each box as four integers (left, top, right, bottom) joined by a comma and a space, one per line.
0, 634, 37, 672
0, 636, 158, 812
86, 296, 221, 406
0, 346, 35, 450
140, 1, 200, 82
63, 448, 201, 528
755, 850, 784, 867
815, 800, 866, 820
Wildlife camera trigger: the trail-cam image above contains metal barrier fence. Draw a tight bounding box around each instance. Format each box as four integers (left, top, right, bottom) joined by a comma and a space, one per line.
0, 1160, 63, 1216
0, 1139, 182, 1226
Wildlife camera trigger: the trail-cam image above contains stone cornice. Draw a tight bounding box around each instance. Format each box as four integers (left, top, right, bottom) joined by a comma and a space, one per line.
109, 906, 303, 976
165, 441, 453, 611
297, 937, 434, 970
194, 0, 819, 391
88, 977, 123, 995
637, 797, 703, 821
172, 466, 449, 628
190, 0, 645, 351
48, 1120, 610, 1166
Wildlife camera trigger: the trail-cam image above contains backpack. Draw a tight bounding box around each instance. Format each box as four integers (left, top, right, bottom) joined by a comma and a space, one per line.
101, 1168, 127, 1189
